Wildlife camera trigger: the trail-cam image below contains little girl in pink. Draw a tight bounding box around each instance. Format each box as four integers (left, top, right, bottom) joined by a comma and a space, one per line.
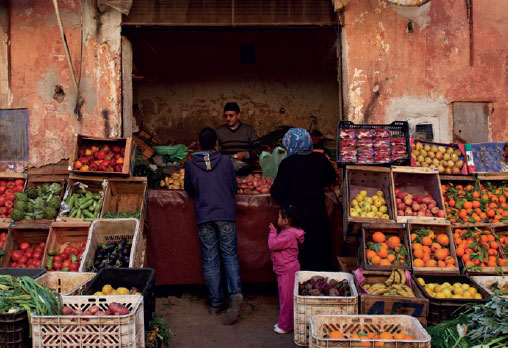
268, 205, 305, 334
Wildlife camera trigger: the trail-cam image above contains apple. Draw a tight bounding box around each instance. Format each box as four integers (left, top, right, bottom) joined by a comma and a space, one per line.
431, 207, 439, 215
438, 210, 446, 218
404, 197, 413, 206
398, 210, 405, 216
412, 203, 420, 211
398, 203, 406, 210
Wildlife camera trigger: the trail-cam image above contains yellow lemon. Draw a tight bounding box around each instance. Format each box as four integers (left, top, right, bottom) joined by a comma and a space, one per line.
350, 211, 359, 217
463, 292, 472, 299
360, 212, 367, 217
462, 284, 470, 291
365, 197, 373, 205
442, 289, 452, 298
474, 293, 483, 299
371, 206, 379, 213
435, 293, 446, 299
102, 285, 113, 295
351, 199, 359, 207
94, 291, 103, 296
366, 212, 376, 218
453, 283, 462, 288
443, 282, 452, 288
433, 285, 441, 293
374, 200, 383, 208
417, 278, 425, 286
453, 288, 464, 296
117, 287, 130, 295
136, 292, 142, 295
468, 287, 478, 295
452, 294, 463, 299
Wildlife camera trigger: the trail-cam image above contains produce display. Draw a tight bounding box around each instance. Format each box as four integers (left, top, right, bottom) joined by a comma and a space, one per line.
73, 144, 125, 172
87, 239, 132, 271
487, 280, 508, 296
61, 188, 102, 221
338, 128, 408, 164
298, 275, 351, 297
443, 181, 508, 224
350, 190, 390, 219
61, 302, 130, 316
468, 142, 505, 173
410, 226, 456, 268
237, 174, 273, 194
417, 278, 483, 299
394, 188, 445, 218
0, 275, 61, 315
453, 227, 506, 272
362, 269, 416, 297
365, 231, 407, 266
46, 243, 85, 272
411, 141, 465, 174
0, 232, 6, 253
325, 330, 415, 341
0, 179, 25, 219
103, 211, 141, 219
10, 183, 63, 221
160, 169, 185, 190
8, 241, 46, 268
92, 284, 141, 296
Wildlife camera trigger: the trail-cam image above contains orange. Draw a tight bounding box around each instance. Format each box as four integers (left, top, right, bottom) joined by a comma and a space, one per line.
435, 249, 448, 260
361, 342, 370, 347
394, 333, 406, 340
499, 258, 506, 266
413, 249, 424, 259
367, 333, 376, 339
446, 263, 456, 268
445, 256, 456, 265
437, 234, 449, 246
438, 260, 446, 267
412, 243, 423, 250
490, 241, 499, 249
329, 331, 344, 339
351, 333, 359, 339
405, 336, 415, 340
375, 342, 384, 347
380, 259, 392, 266
372, 232, 386, 243
422, 236, 433, 246
426, 259, 437, 267
387, 254, 396, 262
422, 253, 431, 262
456, 247, 464, 257
463, 201, 473, 209
377, 247, 389, 259
371, 255, 381, 265
413, 259, 425, 267
431, 243, 442, 252
379, 332, 393, 340
423, 246, 431, 254
387, 236, 401, 250
366, 250, 377, 260
488, 259, 497, 267
410, 233, 417, 242
472, 200, 481, 208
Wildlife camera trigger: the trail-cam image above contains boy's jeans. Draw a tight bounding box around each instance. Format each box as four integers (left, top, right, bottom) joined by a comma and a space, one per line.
197, 220, 242, 308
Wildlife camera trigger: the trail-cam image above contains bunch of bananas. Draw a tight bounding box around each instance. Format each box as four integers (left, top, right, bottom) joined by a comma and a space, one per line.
363, 269, 416, 297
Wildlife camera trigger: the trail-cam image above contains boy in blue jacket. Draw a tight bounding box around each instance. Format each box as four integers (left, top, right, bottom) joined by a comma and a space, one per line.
184, 127, 243, 326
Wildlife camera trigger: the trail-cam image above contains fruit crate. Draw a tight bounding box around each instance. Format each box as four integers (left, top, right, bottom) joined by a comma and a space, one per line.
82, 268, 156, 327
412, 274, 490, 326
35, 271, 96, 295
337, 256, 358, 273
451, 224, 508, 275
0, 309, 30, 348
470, 275, 508, 296
344, 166, 395, 223
31, 295, 145, 348
0, 225, 9, 263
0, 226, 50, 268
68, 134, 136, 176
0, 172, 27, 224
79, 218, 143, 272
0, 268, 46, 278
336, 120, 410, 166
41, 221, 90, 272
294, 271, 358, 346
57, 175, 107, 223
391, 166, 447, 223
354, 270, 428, 326
309, 314, 431, 348
407, 222, 460, 274
410, 139, 468, 175
361, 223, 411, 272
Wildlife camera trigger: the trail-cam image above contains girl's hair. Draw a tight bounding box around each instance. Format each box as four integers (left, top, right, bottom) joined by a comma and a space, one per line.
280, 204, 302, 228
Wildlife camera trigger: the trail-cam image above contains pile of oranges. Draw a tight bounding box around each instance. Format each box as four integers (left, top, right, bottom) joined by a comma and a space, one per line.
328, 331, 414, 346
366, 231, 407, 266
453, 227, 507, 270
410, 227, 457, 268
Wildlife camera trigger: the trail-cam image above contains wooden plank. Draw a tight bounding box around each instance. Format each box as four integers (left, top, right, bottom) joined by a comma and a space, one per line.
391, 166, 437, 174
346, 165, 391, 173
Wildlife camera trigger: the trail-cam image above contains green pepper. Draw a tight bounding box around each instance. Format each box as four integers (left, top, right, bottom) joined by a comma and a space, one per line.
71, 253, 78, 263
61, 267, 69, 272
48, 249, 59, 256
47, 256, 54, 269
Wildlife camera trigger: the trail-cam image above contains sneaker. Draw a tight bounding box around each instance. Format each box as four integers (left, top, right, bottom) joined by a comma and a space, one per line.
223, 294, 243, 326
274, 324, 291, 334
208, 305, 224, 315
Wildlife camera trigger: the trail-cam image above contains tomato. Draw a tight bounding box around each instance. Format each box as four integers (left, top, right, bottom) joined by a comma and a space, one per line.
35, 247, 43, 253
6, 182, 14, 188
69, 263, 79, 272
0, 233, 6, 241
14, 179, 24, 186
10, 262, 18, 267
12, 186, 22, 193
18, 264, 26, 268
0, 197, 5, 207
0, 207, 6, 214
53, 261, 62, 270
11, 250, 24, 261
0, 187, 5, 194
39, 242, 46, 249
24, 251, 33, 259
19, 242, 30, 251
18, 256, 27, 265
60, 253, 69, 261
4, 201, 13, 209
33, 251, 42, 260
62, 260, 71, 269
53, 255, 63, 263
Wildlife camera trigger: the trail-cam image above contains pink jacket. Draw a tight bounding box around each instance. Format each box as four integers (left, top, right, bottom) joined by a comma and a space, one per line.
268, 226, 305, 274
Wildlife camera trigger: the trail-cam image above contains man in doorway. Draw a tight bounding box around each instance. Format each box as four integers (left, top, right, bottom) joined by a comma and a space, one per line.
184, 127, 244, 326
216, 102, 260, 176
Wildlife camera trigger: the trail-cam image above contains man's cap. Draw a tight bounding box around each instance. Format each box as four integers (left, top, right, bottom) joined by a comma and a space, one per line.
224, 102, 240, 113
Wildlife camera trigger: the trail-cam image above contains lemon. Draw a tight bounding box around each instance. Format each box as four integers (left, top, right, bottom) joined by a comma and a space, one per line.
468, 287, 478, 295
362, 202, 371, 211
102, 285, 113, 295
360, 190, 368, 197
366, 212, 376, 218
94, 291, 103, 296
443, 282, 452, 288
360, 212, 367, 217
435, 293, 446, 299
111, 290, 119, 295
433, 285, 441, 293
380, 198, 386, 205
136, 292, 142, 295
355, 207, 362, 213
376, 190, 384, 197
382, 214, 390, 219
462, 284, 470, 291
117, 287, 130, 295
350, 208, 357, 215
474, 293, 483, 299
453, 288, 464, 296
452, 294, 463, 299
463, 292, 472, 299
417, 278, 425, 286
453, 283, 462, 288
442, 289, 452, 297
379, 206, 388, 213
424, 285, 432, 293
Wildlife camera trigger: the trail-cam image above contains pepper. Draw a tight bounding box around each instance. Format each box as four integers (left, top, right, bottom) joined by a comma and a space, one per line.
47, 256, 54, 269
71, 253, 78, 263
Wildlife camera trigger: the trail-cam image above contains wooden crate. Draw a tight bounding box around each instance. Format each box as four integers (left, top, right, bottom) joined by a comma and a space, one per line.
344, 166, 395, 223
41, 221, 90, 271
0, 226, 50, 268
294, 271, 358, 346
391, 166, 447, 223
57, 175, 107, 223
407, 221, 460, 274
471, 275, 508, 296
79, 218, 143, 272
410, 139, 468, 175
337, 256, 358, 273
35, 271, 96, 295
0, 172, 27, 224
132, 135, 155, 159
354, 271, 428, 326
68, 134, 136, 176
309, 315, 431, 348
361, 223, 411, 271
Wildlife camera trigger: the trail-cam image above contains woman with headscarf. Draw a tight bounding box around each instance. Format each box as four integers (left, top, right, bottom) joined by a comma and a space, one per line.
270, 128, 337, 271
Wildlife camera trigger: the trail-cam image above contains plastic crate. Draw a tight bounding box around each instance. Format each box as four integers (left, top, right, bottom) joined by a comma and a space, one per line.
82, 268, 156, 326
336, 120, 410, 166
309, 314, 431, 348
35, 272, 96, 295
31, 295, 144, 348
294, 271, 358, 346
0, 310, 30, 348
0, 268, 46, 278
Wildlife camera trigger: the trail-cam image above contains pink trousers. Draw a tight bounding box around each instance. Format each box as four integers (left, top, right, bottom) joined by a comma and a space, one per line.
276, 266, 300, 331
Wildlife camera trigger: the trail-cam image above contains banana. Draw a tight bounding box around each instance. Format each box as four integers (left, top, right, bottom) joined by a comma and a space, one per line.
385, 270, 395, 286
393, 270, 400, 284
392, 284, 403, 290
363, 284, 371, 290
398, 269, 406, 285
396, 289, 408, 297
402, 285, 415, 297
370, 288, 389, 295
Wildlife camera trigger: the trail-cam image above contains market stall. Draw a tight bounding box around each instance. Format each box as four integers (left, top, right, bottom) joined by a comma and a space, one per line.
145, 189, 343, 285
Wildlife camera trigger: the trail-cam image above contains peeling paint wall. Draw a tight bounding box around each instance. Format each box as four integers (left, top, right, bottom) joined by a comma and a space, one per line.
6, 1, 123, 167
342, 0, 508, 142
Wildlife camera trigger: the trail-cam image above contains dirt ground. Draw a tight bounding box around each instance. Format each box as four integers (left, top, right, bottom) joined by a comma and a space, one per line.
156, 284, 299, 347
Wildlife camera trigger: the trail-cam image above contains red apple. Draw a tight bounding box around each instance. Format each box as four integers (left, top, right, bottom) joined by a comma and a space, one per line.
412, 203, 420, 211
431, 207, 439, 215
438, 210, 446, 218
398, 210, 405, 216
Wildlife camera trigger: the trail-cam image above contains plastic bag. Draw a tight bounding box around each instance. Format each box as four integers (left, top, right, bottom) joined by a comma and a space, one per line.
259, 146, 287, 179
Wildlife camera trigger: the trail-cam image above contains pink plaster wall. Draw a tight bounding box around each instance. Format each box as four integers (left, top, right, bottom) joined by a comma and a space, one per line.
8, 0, 122, 167
343, 0, 508, 141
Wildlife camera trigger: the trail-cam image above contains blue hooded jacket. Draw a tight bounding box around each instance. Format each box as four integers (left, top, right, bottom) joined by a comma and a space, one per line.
184, 151, 238, 224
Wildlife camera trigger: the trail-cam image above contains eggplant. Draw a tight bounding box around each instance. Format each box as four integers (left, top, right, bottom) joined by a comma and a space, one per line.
105, 242, 117, 251
96, 261, 105, 269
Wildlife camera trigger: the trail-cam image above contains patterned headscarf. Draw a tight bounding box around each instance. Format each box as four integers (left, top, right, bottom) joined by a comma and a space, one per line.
282, 128, 313, 157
